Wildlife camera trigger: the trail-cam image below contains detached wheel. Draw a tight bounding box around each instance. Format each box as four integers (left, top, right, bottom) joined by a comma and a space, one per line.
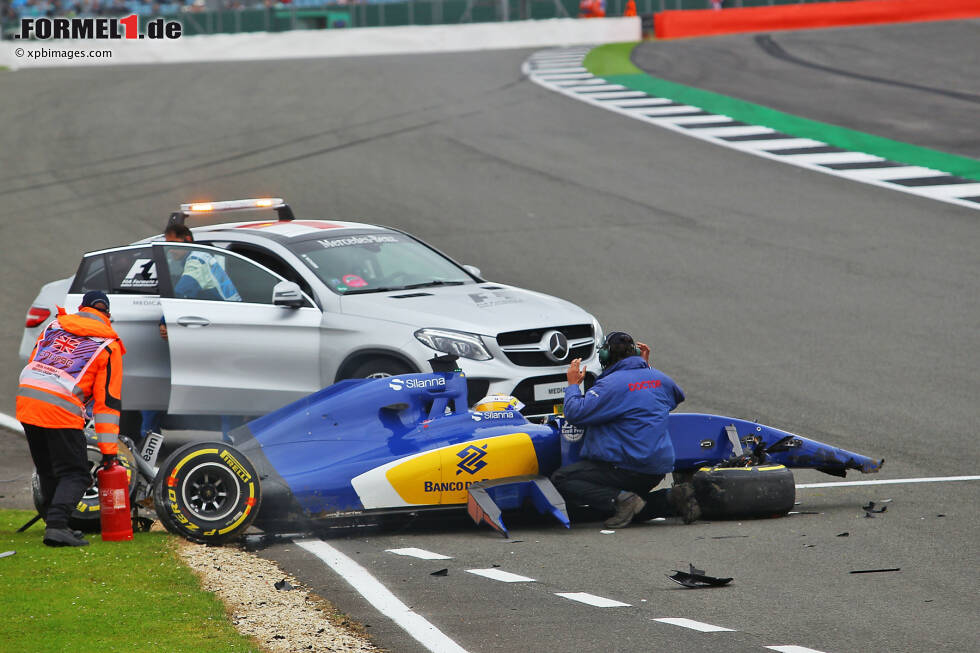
692, 465, 795, 520
153, 442, 261, 545
32, 435, 137, 533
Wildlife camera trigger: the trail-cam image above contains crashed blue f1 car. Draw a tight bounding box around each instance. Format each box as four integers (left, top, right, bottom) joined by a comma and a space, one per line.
151, 361, 882, 543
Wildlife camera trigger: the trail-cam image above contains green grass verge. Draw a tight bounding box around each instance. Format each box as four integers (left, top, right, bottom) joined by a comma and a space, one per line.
582, 42, 643, 77
0, 509, 261, 653
583, 43, 980, 181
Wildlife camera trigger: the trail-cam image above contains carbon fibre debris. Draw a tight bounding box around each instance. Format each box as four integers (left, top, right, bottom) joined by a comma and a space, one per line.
667, 564, 733, 588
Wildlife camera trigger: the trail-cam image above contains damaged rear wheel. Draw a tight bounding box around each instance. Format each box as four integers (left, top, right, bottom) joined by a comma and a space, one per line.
153, 442, 261, 545
692, 465, 795, 520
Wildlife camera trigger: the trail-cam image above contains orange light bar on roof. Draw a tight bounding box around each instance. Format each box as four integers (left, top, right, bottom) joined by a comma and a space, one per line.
179, 198, 285, 214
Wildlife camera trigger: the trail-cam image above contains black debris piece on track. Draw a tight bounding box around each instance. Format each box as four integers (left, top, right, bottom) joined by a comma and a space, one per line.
667, 564, 733, 589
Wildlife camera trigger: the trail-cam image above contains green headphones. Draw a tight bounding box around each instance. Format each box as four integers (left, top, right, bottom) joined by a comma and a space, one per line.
597, 332, 641, 368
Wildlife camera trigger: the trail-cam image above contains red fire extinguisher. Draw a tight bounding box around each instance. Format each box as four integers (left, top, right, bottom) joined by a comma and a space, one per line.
98, 459, 133, 542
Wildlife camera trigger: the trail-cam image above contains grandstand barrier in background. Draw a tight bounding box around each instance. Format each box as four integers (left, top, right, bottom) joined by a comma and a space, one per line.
2, 0, 862, 39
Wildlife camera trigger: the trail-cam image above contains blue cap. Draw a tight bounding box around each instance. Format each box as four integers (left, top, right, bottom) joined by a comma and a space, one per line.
80, 290, 110, 314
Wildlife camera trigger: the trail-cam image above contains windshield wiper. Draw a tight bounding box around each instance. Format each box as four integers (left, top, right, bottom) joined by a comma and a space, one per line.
342, 280, 466, 295
401, 280, 466, 289
342, 286, 404, 295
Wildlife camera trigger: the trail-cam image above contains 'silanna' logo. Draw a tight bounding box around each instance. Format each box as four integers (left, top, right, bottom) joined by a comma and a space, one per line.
456, 444, 488, 476
388, 378, 404, 391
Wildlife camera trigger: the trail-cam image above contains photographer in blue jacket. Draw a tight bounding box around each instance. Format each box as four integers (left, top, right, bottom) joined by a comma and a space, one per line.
551, 331, 700, 528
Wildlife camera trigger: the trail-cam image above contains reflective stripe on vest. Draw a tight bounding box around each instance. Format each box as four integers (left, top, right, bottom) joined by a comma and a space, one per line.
16, 385, 85, 416
19, 320, 114, 408
75, 311, 107, 324
96, 430, 117, 445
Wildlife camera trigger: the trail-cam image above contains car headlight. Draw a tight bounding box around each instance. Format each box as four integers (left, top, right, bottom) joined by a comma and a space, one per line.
415, 328, 492, 361
592, 317, 603, 353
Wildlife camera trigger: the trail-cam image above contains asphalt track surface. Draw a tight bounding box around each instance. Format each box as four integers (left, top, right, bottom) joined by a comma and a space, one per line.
631, 19, 980, 159
0, 21, 978, 653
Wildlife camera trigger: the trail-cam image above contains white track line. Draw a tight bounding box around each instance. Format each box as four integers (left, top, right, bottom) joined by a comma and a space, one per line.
653, 617, 734, 632
766, 646, 829, 653
580, 91, 649, 101
531, 66, 587, 74
298, 539, 468, 653
532, 57, 587, 64
774, 152, 884, 165
912, 182, 980, 198
666, 115, 739, 126
563, 83, 627, 92
609, 97, 676, 107
797, 475, 980, 489
535, 73, 593, 81
686, 125, 775, 138
635, 104, 701, 116
466, 568, 535, 583
733, 138, 829, 150
553, 78, 606, 86
386, 548, 452, 560
844, 165, 950, 180
555, 592, 631, 607
0, 413, 24, 435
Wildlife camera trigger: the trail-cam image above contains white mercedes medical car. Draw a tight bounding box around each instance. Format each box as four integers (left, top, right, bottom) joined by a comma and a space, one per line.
20, 199, 601, 427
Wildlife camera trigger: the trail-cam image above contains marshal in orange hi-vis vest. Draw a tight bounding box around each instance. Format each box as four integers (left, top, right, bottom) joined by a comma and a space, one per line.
17, 307, 126, 455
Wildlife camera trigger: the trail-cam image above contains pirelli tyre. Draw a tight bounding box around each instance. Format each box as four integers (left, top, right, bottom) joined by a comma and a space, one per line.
153, 442, 261, 545
31, 433, 137, 533
692, 465, 796, 520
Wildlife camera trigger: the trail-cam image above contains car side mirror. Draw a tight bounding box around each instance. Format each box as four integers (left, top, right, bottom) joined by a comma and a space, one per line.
463, 264, 482, 279
272, 281, 305, 308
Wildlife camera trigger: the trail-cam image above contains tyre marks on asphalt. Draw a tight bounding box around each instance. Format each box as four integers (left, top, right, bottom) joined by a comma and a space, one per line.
523, 48, 980, 211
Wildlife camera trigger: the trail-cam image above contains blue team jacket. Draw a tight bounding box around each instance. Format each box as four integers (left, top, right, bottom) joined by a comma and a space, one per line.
564, 356, 685, 474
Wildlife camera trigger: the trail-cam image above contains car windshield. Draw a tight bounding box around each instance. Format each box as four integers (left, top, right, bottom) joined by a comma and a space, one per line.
288, 232, 473, 295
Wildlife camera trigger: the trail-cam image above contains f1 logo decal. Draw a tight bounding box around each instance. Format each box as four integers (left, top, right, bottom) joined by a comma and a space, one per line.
456, 444, 488, 476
